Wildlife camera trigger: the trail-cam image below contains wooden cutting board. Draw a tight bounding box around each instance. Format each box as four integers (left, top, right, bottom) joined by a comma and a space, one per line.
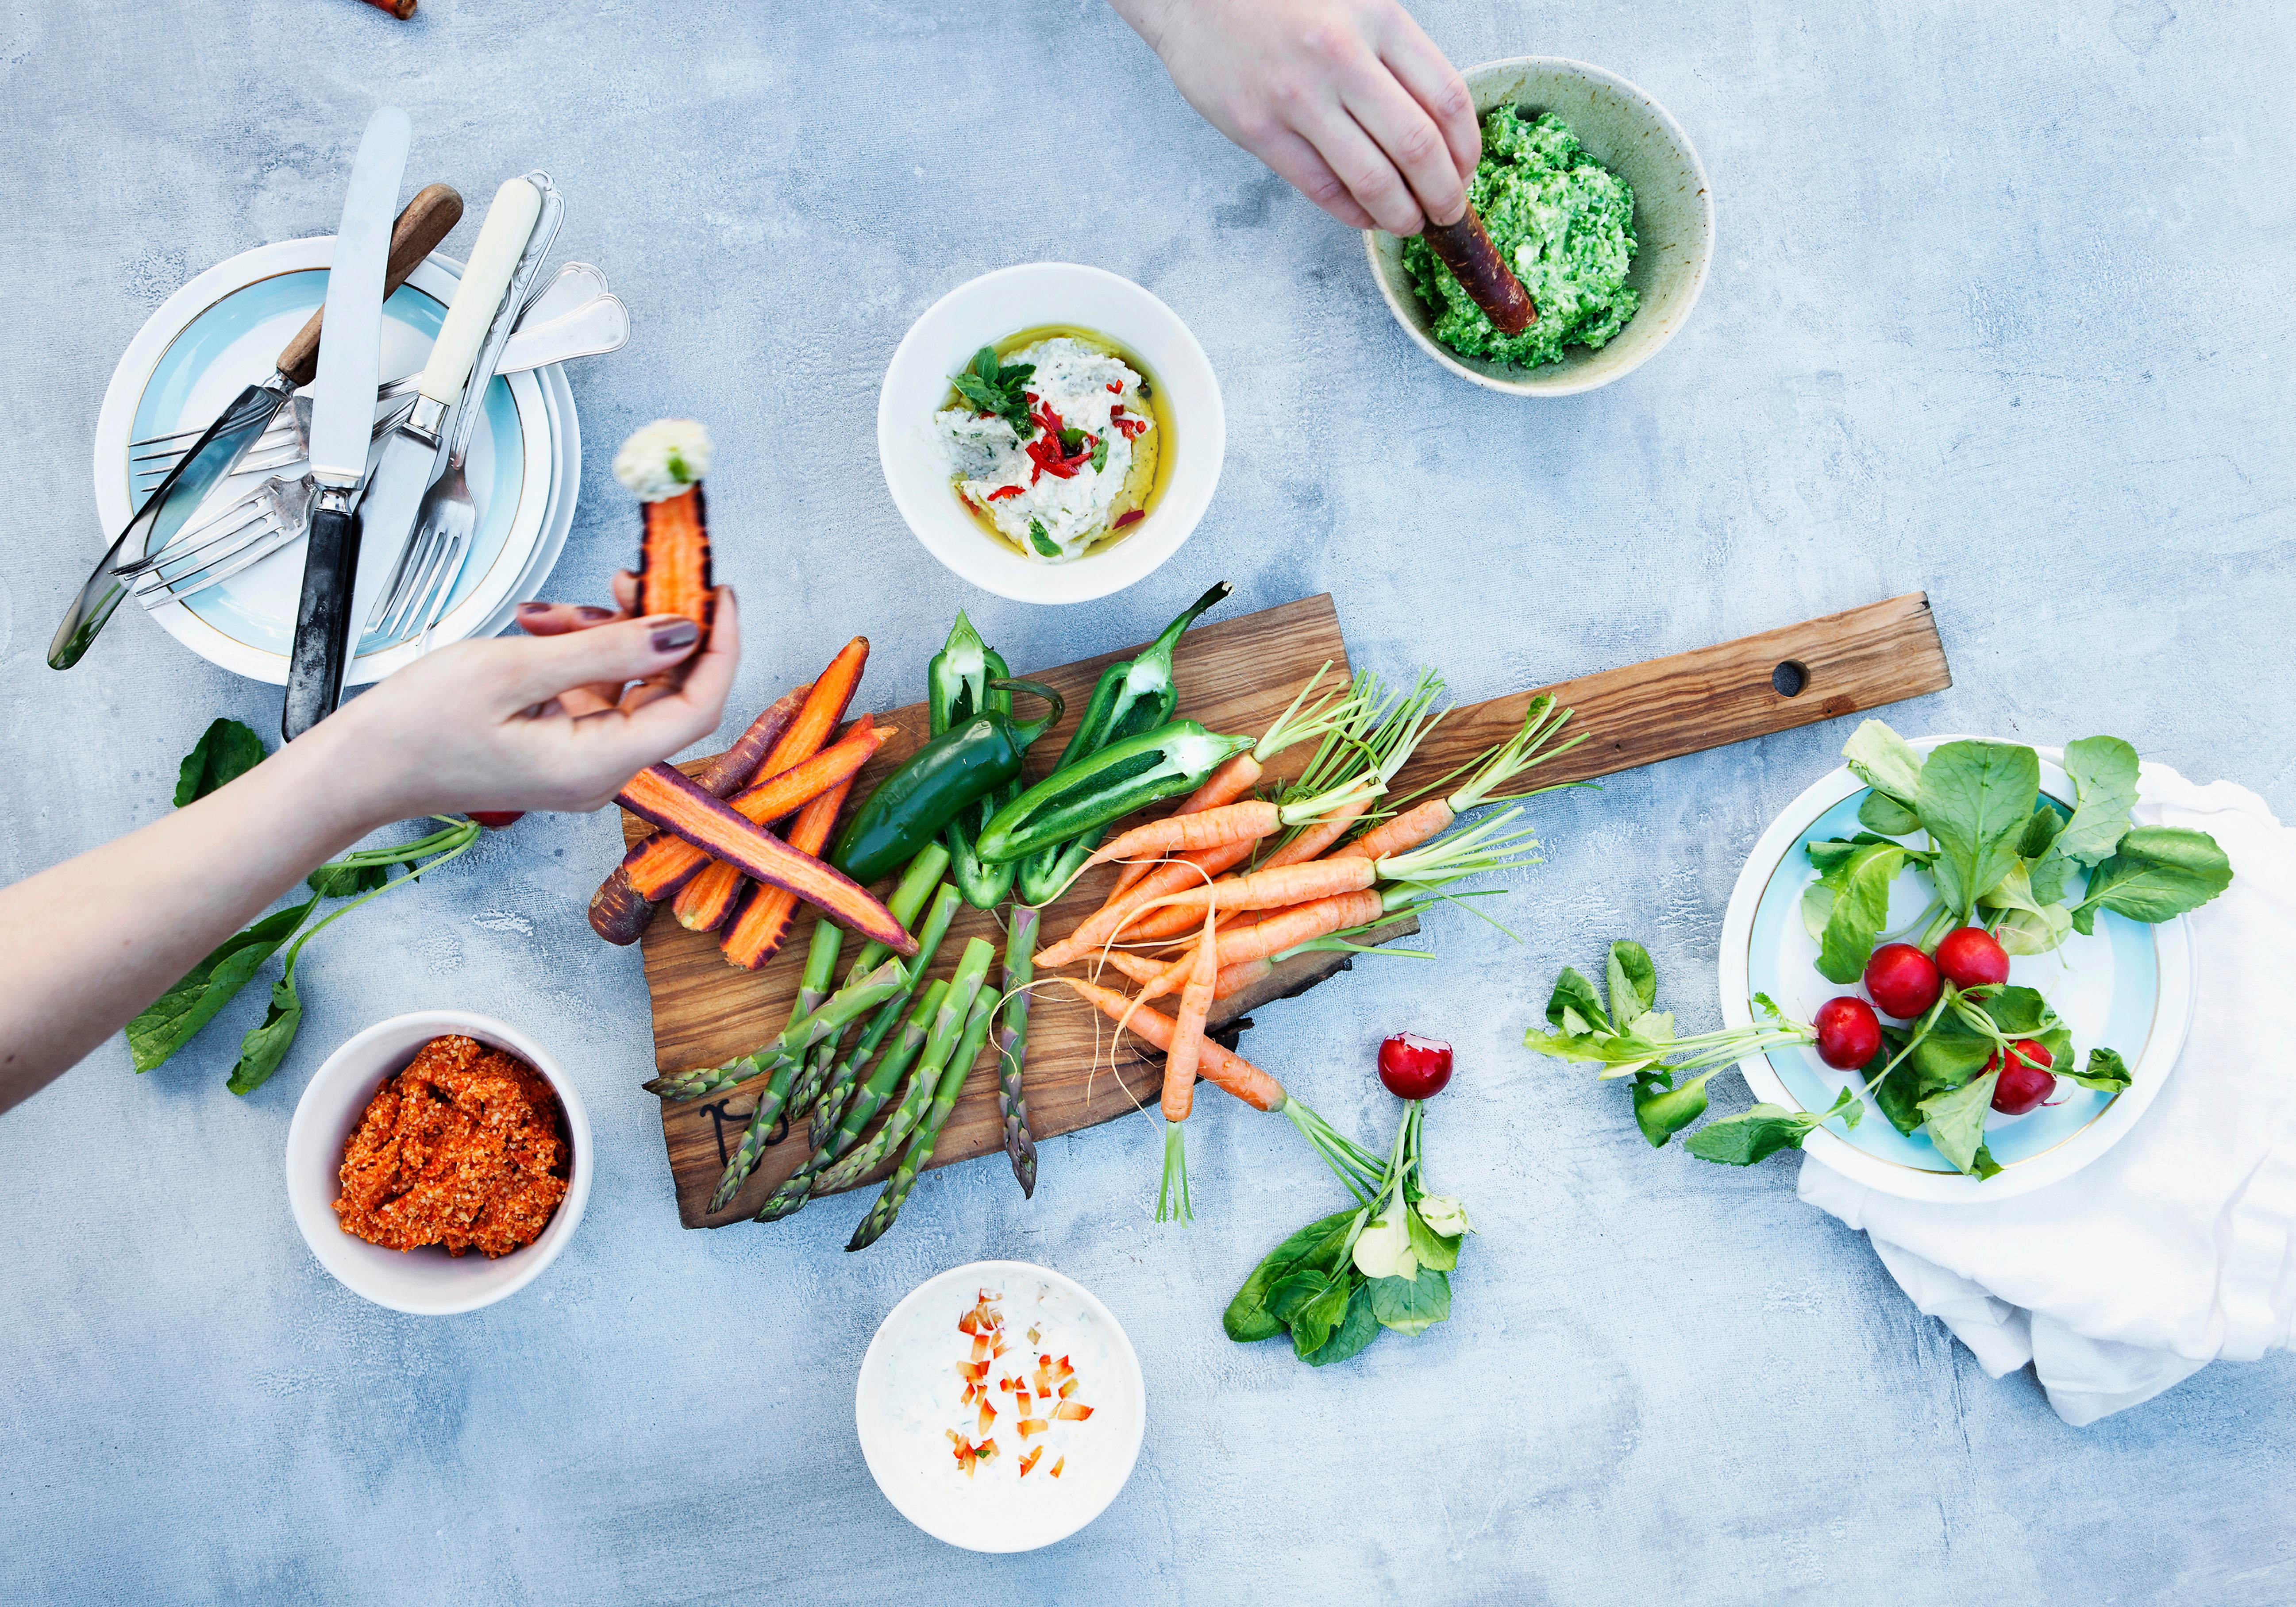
628, 590, 1950, 1227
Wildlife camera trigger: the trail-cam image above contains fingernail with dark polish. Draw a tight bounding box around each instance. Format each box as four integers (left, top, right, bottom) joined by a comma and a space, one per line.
576, 605, 615, 620
651, 619, 700, 653
516, 601, 551, 617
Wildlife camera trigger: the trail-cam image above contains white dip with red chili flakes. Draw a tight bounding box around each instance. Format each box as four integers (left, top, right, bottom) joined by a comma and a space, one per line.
856, 1263, 1144, 1552
936, 337, 1156, 563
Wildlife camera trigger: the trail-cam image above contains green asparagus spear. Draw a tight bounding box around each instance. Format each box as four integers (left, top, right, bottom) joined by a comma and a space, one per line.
848, 984, 1002, 1251
813, 940, 992, 1196
998, 903, 1039, 1198
643, 956, 906, 1100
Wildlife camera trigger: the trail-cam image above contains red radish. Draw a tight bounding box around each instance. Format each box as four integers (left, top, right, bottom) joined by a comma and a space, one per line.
469, 811, 524, 829
1378, 1033, 1453, 1099
1863, 943, 1941, 1019
1935, 926, 2011, 990
1813, 998, 1882, 1069
1988, 1039, 2056, 1114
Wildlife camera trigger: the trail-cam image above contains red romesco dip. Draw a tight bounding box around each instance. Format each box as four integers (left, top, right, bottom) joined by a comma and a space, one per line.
334, 1035, 570, 1258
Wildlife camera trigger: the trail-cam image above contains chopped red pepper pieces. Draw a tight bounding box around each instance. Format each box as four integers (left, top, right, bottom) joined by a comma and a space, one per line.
1107, 382, 1122, 393
1113, 509, 1146, 529
1050, 1456, 1065, 1479
986, 484, 1023, 501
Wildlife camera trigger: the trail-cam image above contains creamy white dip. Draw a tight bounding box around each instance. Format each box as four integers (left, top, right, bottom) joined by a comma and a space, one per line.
858, 1265, 1141, 1550
936, 337, 1154, 563
613, 418, 712, 502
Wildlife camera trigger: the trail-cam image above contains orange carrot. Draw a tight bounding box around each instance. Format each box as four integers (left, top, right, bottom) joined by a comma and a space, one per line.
1163, 914, 1218, 1121
1088, 950, 1171, 990
720, 768, 862, 971
1348, 798, 1453, 862
1139, 888, 1392, 998
1061, 979, 1286, 1112
1087, 800, 1279, 874
671, 718, 884, 929
1105, 753, 1266, 899
1263, 794, 1375, 869
1109, 859, 1379, 943
637, 486, 714, 670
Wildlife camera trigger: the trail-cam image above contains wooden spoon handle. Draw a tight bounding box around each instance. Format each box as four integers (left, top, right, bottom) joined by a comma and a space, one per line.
1423, 206, 1536, 335
276, 182, 464, 388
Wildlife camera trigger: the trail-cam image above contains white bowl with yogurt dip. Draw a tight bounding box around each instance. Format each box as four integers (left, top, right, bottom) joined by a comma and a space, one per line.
855, 1260, 1147, 1551
878, 263, 1224, 605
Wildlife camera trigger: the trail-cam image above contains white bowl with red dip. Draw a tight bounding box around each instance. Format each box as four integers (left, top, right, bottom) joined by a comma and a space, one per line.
284, 1010, 592, 1316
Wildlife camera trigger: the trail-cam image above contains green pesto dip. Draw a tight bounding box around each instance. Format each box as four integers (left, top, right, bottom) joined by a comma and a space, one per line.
1402, 108, 1639, 367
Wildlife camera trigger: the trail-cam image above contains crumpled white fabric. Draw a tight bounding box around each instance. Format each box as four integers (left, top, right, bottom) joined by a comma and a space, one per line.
1797, 767, 2296, 1425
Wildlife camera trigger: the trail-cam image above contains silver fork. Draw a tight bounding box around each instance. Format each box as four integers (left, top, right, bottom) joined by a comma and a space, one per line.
129, 474, 318, 607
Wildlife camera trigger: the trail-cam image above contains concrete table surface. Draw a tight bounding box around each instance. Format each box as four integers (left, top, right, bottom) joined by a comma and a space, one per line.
4, 1, 2292, 1601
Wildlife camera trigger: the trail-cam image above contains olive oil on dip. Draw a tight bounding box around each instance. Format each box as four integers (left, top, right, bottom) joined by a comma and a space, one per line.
936, 326, 1173, 563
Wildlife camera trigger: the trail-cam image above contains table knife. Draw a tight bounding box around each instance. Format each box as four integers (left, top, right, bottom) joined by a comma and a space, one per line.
279, 105, 412, 740
343, 174, 545, 650
48, 181, 460, 671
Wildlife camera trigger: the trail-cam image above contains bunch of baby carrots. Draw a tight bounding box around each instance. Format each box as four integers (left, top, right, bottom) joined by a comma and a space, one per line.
1047, 676, 1585, 1219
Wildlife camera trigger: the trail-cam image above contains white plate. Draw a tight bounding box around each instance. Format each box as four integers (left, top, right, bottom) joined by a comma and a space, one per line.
92, 237, 578, 686
877, 263, 1223, 606
1718, 736, 2195, 1204
856, 1260, 1145, 1552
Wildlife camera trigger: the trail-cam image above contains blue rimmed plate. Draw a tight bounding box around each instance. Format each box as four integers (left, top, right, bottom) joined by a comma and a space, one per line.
1717, 736, 2195, 1204
91, 237, 578, 685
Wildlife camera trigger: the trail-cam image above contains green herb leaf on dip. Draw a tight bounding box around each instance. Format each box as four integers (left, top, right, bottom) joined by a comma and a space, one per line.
949, 346, 1037, 440
1027, 518, 1061, 558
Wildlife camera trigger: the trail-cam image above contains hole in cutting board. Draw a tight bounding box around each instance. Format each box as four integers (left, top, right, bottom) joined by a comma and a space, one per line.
1772, 660, 1808, 697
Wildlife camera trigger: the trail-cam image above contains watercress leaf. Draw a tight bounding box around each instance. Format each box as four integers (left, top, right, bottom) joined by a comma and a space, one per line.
1288, 1270, 1354, 1359
1405, 1204, 1461, 1272
1545, 966, 1609, 1034
1842, 719, 1926, 812
2055, 736, 2143, 867
1606, 940, 1657, 1021
125, 897, 321, 1072
1226, 1208, 1358, 1341
1917, 1069, 2001, 1176
1302, 1276, 1381, 1366
2070, 1046, 2132, 1093
1919, 740, 2042, 920
2076, 827, 2234, 926
2016, 804, 2066, 861
1633, 1073, 1708, 1148
1370, 1266, 1452, 1337
1816, 844, 1905, 984
174, 717, 267, 807
1859, 792, 1924, 836
227, 971, 304, 1096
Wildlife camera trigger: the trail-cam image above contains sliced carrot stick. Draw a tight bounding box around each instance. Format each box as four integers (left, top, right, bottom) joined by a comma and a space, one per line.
1347, 798, 1454, 862
1162, 915, 1217, 1122
670, 718, 884, 928
720, 768, 863, 971
1085, 800, 1279, 874
637, 485, 714, 679
1061, 979, 1286, 1112
1105, 753, 1265, 898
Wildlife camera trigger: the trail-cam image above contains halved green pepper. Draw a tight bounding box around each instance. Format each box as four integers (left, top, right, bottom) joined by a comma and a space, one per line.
976, 719, 1254, 867
929, 612, 1020, 909
1012, 580, 1231, 903
831, 679, 1062, 886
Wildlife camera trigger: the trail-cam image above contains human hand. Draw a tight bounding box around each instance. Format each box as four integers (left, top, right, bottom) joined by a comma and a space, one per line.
305, 580, 738, 826
1111, 0, 1478, 233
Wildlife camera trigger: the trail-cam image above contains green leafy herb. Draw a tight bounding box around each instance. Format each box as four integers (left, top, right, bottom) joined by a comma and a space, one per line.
1225, 1209, 1358, 1341
2070, 1046, 2132, 1092
1302, 1277, 1381, 1365
1089, 433, 1109, 473
1684, 1086, 1861, 1166
2071, 826, 2235, 934
1812, 840, 1907, 984
948, 346, 1037, 439
1918, 739, 2042, 921
1027, 519, 1061, 558
126, 898, 320, 1071
174, 718, 267, 806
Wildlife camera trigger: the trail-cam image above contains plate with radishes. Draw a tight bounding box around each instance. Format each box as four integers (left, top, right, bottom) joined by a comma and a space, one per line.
1717, 727, 2224, 1204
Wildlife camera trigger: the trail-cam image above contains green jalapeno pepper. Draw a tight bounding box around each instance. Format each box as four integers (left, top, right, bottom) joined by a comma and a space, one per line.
1013, 581, 1231, 903
832, 679, 1063, 886
977, 718, 1255, 867
929, 613, 1023, 909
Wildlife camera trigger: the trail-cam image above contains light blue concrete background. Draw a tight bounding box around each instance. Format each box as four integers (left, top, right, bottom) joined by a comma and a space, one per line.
4, 0, 2292, 1601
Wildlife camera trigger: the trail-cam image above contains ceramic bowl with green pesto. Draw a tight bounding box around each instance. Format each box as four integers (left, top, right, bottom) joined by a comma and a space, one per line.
1365, 57, 1713, 397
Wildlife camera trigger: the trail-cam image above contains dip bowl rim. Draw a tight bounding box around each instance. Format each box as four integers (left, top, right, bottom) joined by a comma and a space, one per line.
878, 261, 1224, 605
854, 1257, 1148, 1552
1363, 54, 1714, 397
283, 1008, 593, 1317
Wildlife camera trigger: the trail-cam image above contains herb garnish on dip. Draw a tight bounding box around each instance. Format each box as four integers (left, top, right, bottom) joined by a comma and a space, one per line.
936, 331, 1163, 563
1403, 108, 1639, 367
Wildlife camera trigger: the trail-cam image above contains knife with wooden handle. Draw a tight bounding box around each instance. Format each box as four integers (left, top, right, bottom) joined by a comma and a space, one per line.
48, 181, 462, 671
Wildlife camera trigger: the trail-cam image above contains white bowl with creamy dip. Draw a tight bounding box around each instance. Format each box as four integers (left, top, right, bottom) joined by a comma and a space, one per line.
855, 1260, 1147, 1551
879, 264, 1223, 605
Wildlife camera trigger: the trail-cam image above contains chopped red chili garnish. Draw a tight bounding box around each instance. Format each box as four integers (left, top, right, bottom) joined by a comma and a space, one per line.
1113, 509, 1146, 529
1107, 382, 1122, 393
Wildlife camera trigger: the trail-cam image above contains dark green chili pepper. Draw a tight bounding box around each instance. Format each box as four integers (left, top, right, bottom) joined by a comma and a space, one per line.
832, 680, 1063, 886
977, 719, 1254, 867
930, 612, 1022, 909
1013, 581, 1230, 903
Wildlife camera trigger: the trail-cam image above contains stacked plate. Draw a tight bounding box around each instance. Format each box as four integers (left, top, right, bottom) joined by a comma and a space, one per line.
91, 238, 580, 685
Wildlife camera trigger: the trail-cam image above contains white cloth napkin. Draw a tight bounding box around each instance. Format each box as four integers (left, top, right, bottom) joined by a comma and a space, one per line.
1796, 767, 2296, 1425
